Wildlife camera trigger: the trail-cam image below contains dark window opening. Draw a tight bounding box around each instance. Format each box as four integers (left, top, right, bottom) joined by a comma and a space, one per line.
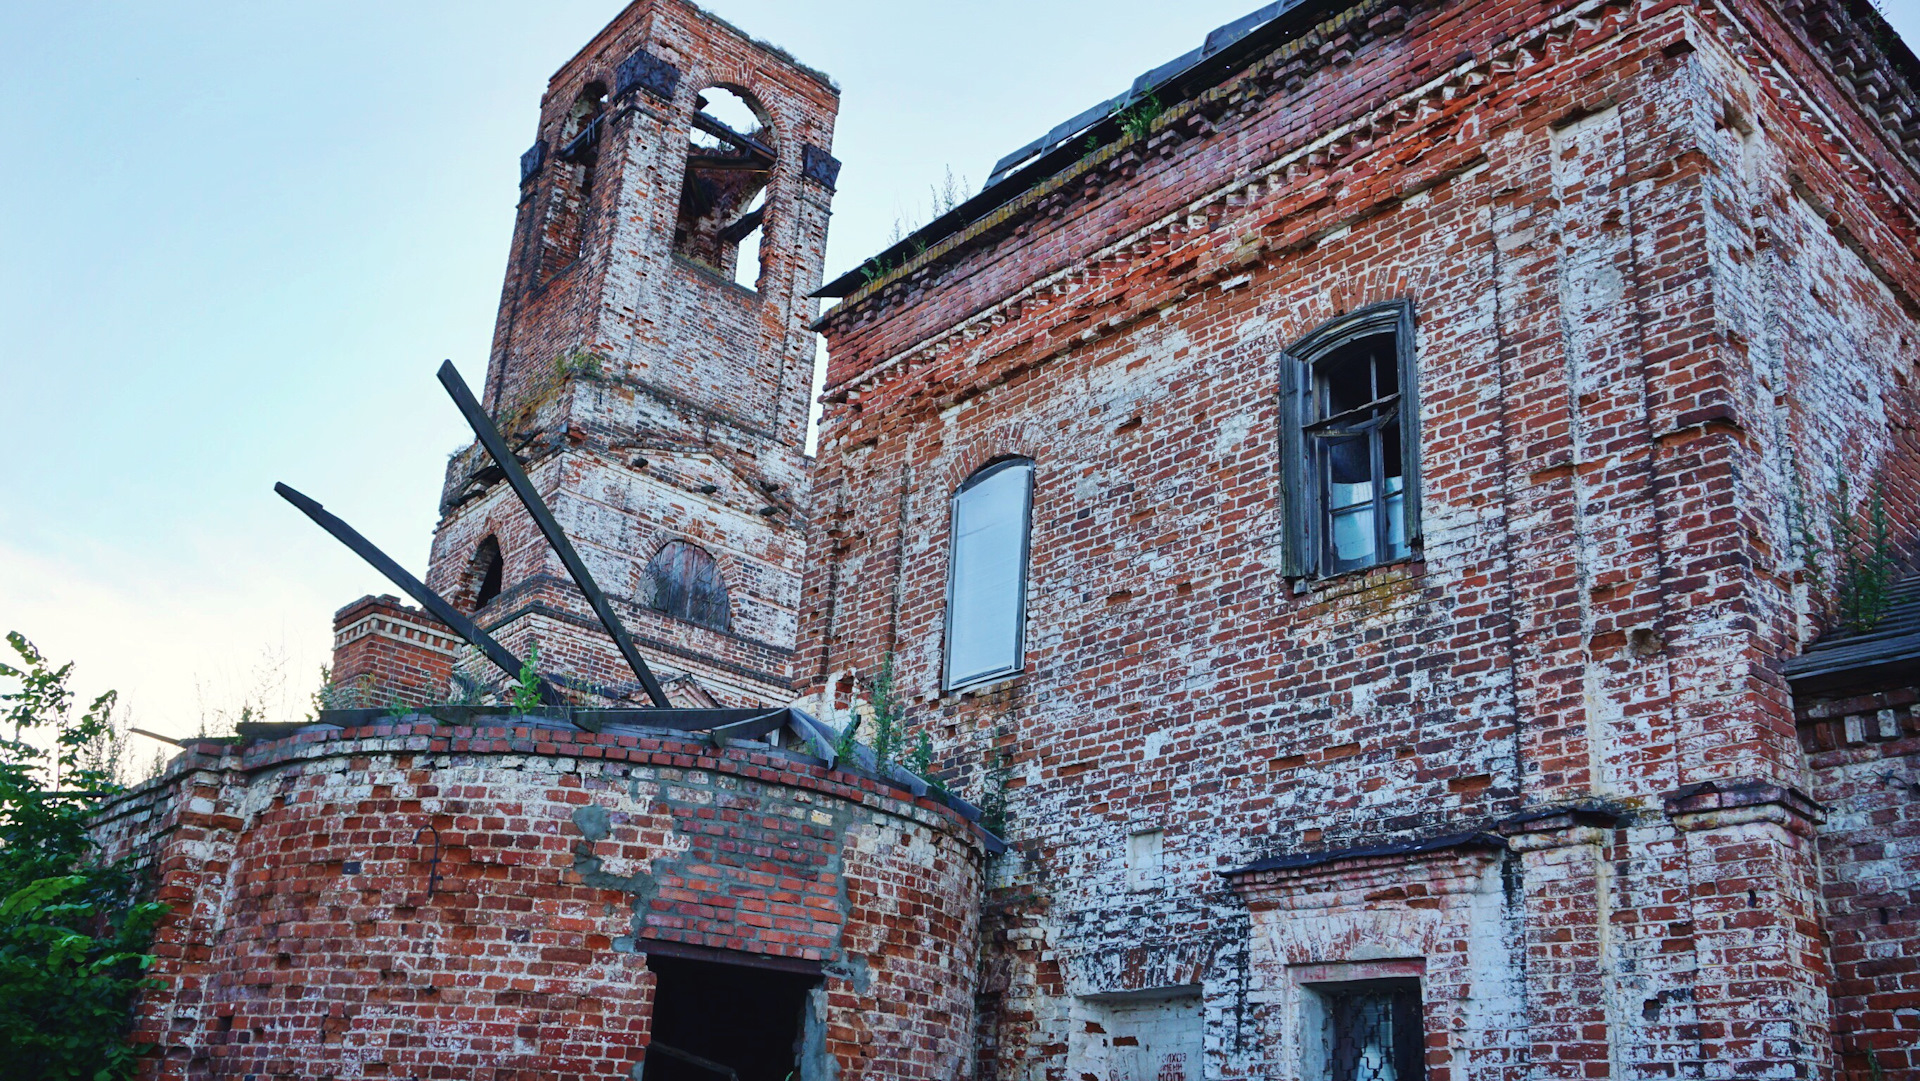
1281, 302, 1420, 578
469, 536, 504, 611
674, 87, 773, 289
1312, 978, 1424, 1081
644, 540, 732, 632
539, 83, 608, 283
643, 954, 816, 1081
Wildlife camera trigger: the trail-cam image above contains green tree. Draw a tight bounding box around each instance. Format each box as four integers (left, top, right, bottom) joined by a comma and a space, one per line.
0, 632, 166, 1081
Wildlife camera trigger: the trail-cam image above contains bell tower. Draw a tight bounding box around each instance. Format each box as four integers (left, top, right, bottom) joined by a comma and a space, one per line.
417, 0, 841, 707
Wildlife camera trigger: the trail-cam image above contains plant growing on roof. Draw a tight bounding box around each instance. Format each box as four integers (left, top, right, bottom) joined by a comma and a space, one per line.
1111, 87, 1165, 142
979, 745, 1013, 836
512, 640, 544, 714
1831, 474, 1898, 634
906, 729, 948, 798
866, 653, 903, 771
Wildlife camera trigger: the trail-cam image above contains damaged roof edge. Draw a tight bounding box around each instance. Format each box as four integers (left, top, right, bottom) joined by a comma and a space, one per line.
816, 0, 1920, 303
684, 0, 840, 93
814, 0, 1347, 300
550, 0, 839, 95
1225, 831, 1507, 876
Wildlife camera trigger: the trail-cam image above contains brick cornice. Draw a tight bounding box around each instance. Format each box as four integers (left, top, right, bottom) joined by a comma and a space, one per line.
95, 722, 994, 853
816, 0, 1920, 417
1663, 776, 1827, 836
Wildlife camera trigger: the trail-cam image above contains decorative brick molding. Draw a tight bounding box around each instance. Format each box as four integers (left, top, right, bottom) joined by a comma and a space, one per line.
1662, 776, 1828, 836
1226, 837, 1520, 1081
328, 595, 456, 707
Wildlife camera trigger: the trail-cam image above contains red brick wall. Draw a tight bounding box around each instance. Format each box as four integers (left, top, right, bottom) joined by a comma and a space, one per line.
93, 724, 987, 1081
409, 0, 839, 708
329, 595, 456, 707
802, 0, 1920, 1076
1801, 680, 1920, 1081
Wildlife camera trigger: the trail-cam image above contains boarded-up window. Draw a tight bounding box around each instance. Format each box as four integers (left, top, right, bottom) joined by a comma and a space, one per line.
944, 458, 1034, 689
645, 541, 731, 631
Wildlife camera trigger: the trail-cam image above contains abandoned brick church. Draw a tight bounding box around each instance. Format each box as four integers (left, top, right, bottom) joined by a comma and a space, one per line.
94, 0, 1920, 1076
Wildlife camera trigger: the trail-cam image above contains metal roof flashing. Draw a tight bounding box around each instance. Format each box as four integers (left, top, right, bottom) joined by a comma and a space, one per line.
1785, 573, 1920, 693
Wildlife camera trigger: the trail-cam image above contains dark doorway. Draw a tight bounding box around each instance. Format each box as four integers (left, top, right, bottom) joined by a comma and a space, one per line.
643, 953, 817, 1081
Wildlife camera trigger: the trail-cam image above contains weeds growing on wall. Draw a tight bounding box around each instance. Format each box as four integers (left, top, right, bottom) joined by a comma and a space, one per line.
1834, 476, 1898, 633
0, 632, 167, 1081
1803, 474, 1901, 635
866, 654, 903, 771
979, 747, 1013, 836
553, 350, 605, 380
512, 641, 544, 714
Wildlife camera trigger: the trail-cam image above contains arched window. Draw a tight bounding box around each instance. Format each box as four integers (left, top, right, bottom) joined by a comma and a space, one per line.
944, 459, 1035, 689
539, 83, 607, 282
468, 536, 504, 611
673, 86, 773, 289
644, 541, 732, 631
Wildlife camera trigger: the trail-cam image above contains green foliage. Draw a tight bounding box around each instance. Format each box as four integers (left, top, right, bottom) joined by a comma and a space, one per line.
1832, 475, 1897, 634
0, 632, 166, 1081
443, 669, 487, 708
1802, 473, 1900, 636
866, 654, 903, 772
979, 747, 1013, 837
856, 253, 901, 287
833, 703, 862, 763
310, 664, 376, 716
552, 350, 604, 380
832, 655, 906, 772
908, 730, 934, 776
512, 641, 543, 714
1111, 88, 1164, 142
906, 730, 948, 798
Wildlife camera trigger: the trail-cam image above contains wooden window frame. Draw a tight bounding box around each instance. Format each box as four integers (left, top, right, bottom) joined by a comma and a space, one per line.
1280, 301, 1421, 579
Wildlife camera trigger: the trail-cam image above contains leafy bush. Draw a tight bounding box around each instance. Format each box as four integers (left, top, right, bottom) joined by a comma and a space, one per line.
0, 632, 166, 1081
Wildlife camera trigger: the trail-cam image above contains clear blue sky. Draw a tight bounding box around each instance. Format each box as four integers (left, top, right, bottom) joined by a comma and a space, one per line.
3, 1, 1918, 739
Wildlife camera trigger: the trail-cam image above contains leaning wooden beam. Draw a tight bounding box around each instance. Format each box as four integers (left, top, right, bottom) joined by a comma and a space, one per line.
274, 481, 567, 708
436, 361, 673, 708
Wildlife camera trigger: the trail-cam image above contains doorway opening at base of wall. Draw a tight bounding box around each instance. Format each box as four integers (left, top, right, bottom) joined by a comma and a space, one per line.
643, 953, 818, 1081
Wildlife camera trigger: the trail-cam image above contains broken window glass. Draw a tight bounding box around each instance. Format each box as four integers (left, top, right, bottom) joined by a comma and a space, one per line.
644, 541, 732, 632
1281, 302, 1419, 578
945, 458, 1035, 689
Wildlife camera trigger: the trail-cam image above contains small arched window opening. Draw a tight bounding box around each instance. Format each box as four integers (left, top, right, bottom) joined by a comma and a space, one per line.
944, 458, 1035, 689
468, 536, 505, 611
674, 87, 773, 289
539, 83, 608, 283
644, 541, 732, 632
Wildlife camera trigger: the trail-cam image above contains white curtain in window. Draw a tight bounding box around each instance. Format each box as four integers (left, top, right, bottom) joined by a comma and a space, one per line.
946, 461, 1033, 686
